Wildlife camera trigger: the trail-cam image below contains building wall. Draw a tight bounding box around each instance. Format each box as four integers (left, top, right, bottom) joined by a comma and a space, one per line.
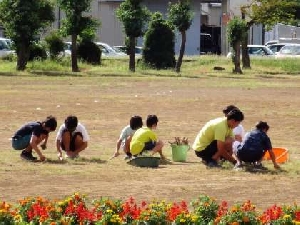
95, 0, 202, 55
49, 0, 262, 55
207, 4, 222, 26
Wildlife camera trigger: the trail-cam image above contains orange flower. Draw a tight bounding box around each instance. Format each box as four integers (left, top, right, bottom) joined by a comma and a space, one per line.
243, 216, 250, 222
231, 222, 239, 225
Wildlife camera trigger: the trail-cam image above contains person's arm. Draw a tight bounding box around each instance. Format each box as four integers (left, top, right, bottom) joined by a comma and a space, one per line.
268, 149, 280, 169
114, 139, 122, 157
213, 140, 236, 163
30, 135, 45, 161
41, 134, 48, 150
56, 140, 63, 160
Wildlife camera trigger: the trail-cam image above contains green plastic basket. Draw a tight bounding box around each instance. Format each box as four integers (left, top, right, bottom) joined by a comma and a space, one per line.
171, 145, 189, 162
127, 156, 160, 168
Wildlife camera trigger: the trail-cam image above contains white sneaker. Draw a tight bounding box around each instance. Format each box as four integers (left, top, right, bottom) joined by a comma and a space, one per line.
65, 153, 79, 159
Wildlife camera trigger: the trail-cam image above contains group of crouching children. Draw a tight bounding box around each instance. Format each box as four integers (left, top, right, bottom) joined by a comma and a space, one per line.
11, 105, 280, 170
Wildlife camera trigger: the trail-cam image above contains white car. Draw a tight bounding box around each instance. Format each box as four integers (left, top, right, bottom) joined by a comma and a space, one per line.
227, 45, 274, 58
276, 44, 300, 58
95, 42, 126, 57
0, 37, 14, 58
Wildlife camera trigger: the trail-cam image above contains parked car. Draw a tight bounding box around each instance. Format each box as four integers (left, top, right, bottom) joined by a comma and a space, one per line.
276, 44, 300, 58
247, 45, 275, 56
64, 41, 72, 56
268, 43, 287, 54
0, 37, 14, 58
95, 42, 126, 57
227, 45, 274, 58
113, 46, 143, 55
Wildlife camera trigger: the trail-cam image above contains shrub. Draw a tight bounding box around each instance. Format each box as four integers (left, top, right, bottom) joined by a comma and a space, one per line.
44, 31, 65, 60
142, 12, 176, 69
28, 42, 47, 61
78, 40, 101, 65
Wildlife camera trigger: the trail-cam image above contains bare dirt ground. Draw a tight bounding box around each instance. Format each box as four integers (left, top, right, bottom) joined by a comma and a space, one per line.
1, 74, 300, 211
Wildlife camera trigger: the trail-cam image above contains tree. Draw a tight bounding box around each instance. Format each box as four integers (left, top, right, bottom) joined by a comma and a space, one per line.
227, 17, 247, 74
143, 12, 176, 69
168, 0, 194, 73
0, 0, 54, 71
241, 0, 298, 68
58, 0, 98, 72
116, 0, 150, 72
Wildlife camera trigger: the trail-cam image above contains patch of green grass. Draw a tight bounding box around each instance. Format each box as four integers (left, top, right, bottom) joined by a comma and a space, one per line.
1, 55, 300, 78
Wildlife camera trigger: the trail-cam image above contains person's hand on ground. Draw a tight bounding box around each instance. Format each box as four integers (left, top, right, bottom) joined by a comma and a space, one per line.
113, 151, 120, 157
40, 155, 46, 162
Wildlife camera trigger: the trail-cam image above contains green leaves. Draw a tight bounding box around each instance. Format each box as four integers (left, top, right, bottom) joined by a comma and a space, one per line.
168, 0, 194, 32
227, 17, 248, 47
116, 0, 150, 37
242, 0, 299, 30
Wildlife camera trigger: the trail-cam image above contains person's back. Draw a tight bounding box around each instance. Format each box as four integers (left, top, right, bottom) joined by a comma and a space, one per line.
113, 115, 143, 158
240, 129, 270, 153
192, 117, 233, 151
234, 121, 280, 169
129, 115, 165, 159
130, 127, 156, 155
193, 109, 244, 167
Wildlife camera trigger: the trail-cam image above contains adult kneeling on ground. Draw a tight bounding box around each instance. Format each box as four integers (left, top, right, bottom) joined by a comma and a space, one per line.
192, 109, 244, 168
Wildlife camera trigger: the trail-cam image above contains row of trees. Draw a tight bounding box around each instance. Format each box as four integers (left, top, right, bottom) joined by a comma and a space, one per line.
0, 0, 300, 73
0, 0, 193, 73
0, 0, 97, 71
227, 0, 300, 74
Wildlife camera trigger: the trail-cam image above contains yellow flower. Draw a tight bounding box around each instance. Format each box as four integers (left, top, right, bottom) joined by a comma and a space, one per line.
191, 215, 198, 222
14, 214, 21, 222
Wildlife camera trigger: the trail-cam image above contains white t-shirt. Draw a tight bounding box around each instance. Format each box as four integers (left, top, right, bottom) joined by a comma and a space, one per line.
56, 122, 89, 142
232, 124, 245, 153
119, 125, 135, 148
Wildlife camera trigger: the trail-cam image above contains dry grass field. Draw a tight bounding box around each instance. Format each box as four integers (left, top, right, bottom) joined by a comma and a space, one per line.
1, 70, 300, 211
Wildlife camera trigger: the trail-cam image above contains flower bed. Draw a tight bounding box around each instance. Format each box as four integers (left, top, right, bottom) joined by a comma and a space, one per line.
1, 193, 300, 224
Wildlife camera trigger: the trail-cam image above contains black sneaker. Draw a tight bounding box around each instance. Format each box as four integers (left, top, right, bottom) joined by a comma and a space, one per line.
20, 150, 37, 161
207, 160, 221, 168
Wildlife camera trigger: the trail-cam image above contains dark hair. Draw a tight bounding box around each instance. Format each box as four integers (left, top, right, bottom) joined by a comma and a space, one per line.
130, 115, 143, 130
43, 115, 57, 131
65, 115, 78, 131
223, 105, 239, 116
226, 109, 244, 122
146, 115, 158, 127
255, 121, 269, 131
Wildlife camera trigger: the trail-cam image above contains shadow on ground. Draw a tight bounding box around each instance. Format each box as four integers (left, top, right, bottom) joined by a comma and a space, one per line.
46, 157, 107, 165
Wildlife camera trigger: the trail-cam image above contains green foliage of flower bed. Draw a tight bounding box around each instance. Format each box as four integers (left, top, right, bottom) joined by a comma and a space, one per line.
1, 193, 300, 224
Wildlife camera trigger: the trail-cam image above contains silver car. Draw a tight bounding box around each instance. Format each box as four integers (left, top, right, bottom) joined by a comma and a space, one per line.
95, 42, 126, 57
276, 44, 300, 58
0, 37, 14, 58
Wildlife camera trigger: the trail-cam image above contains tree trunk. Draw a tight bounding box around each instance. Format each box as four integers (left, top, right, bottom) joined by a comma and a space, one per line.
233, 41, 242, 74
16, 44, 28, 71
71, 34, 79, 72
242, 32, 251, 69
129, 36, 136, 72
175, 30, 186, 73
